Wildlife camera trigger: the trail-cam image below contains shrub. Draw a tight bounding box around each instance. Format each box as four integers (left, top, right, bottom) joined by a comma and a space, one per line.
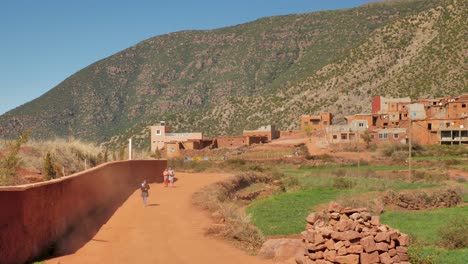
332, 177, 356, 189
192, 172, 269, 252
43, 152, 57, 180
408, 245, 438, 264
317, 154, 334, 162
411, 171, 449, 184
331, 169, 347, 177
226, 158, 246, 166
279, 176, 300, 191
380, 143, 407, 157
455, 176, 466, 183
391, 150, 407, 162
438, 216, 468, 249
0, 130, 30, 185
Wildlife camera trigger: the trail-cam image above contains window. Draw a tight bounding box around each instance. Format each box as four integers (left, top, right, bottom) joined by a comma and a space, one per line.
341, 133, 347, 140
333, 135, 337, 139
156, 130, 161, 135
312, 120, 320, 125
462, 104, 466, 108
383, 123, 388, 126
404, 114, 408, 117
428, 123, 432, 130
358, 122, 364, 127
378, 133, 388, 139
394, 134, 399, 139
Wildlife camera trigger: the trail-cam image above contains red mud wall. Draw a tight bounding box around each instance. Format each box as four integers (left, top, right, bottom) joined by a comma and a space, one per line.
0, 160, 166, 264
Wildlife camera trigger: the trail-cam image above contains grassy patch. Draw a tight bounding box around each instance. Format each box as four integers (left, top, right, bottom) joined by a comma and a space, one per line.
381, 206, 468, 244
410, 247, 468, 264
381, 205, 468, 263
283, 174, 435, 192
247, 188, 344, 235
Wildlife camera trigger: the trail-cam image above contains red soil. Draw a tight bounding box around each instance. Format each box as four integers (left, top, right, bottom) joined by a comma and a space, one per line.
46, 172, 292, 264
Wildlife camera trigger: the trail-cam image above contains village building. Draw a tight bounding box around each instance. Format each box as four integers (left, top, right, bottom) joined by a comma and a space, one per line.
214, 125, 278, 149
301, 112, 333, 132
327, 115, 370, 144
357, 95, 467, 145
242, 125, 280, 141
313, 94, 468, 146
150, 121, 203, 152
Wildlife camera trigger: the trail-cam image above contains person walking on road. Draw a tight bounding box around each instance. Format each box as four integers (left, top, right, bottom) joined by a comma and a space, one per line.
140, 180, 150, 207
168, 167, 175, 187
163, 168, 169, 187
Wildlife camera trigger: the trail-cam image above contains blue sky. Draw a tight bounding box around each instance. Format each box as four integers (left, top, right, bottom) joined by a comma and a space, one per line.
0, 0, 373, 115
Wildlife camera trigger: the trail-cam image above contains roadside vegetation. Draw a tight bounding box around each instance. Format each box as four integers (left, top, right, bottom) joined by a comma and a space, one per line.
0, 135, 154, 186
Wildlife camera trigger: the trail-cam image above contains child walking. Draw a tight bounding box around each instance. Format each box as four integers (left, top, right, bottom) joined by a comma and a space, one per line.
140, 180, 150, 207
163, 168, 169, 187
168, 167, 175, 187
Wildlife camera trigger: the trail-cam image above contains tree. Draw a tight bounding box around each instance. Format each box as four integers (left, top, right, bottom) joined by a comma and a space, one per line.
360, 130, 372, 149
153, 147, 162, 159
43, 152, 57, 180
304, 126, 312, 142
0, 130, 31, 185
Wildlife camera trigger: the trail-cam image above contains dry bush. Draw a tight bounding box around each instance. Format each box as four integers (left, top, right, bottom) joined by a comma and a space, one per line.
438, 216, 468, 249
23, 138, 103, 176
192, 172, 271, 252
411, 170, 449, 184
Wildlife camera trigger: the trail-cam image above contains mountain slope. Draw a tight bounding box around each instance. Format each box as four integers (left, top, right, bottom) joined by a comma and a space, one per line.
0, 0, 466, 148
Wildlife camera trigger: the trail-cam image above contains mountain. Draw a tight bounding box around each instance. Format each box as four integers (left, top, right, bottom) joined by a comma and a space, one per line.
0, 0, 466, 149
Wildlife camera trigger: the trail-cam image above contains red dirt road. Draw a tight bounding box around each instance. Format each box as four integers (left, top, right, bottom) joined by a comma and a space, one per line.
47, 173, 280, 264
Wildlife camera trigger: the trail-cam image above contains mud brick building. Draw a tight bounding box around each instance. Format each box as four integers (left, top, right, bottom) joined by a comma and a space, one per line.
242, 125, 280, 141
312, 94, 468, 145
150, 121, 203, 152
301, 112, 333, 132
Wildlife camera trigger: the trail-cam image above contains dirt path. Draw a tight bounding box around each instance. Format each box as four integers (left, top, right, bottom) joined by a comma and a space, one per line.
46, 172, 279, 264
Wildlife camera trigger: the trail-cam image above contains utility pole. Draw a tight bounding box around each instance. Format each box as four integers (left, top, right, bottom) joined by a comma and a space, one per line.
129, 138, 133, 160
357, 129, 360, 177
408, 115, 412, 179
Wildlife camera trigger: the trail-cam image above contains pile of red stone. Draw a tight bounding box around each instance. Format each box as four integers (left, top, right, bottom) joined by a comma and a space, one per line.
296, 202, 410, 264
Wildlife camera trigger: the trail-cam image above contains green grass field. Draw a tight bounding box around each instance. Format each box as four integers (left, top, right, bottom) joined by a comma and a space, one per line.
381, 207, 468, 264
247, 188, 344, 235
381, 207, 468, 244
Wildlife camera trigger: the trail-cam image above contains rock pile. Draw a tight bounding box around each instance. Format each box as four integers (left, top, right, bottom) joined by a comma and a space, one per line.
296, 202, 410, 264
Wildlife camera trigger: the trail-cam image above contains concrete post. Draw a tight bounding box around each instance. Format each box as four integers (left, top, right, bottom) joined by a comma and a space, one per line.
129, 138, 133, 160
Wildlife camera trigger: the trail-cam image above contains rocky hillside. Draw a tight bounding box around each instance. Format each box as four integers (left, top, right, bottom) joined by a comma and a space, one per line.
0, 0, 466, 149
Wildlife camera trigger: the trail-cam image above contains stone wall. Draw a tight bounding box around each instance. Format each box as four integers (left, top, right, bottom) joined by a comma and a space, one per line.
296, 202, 410, 264
381, 187, 462, 210
0, 160, 166, 264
